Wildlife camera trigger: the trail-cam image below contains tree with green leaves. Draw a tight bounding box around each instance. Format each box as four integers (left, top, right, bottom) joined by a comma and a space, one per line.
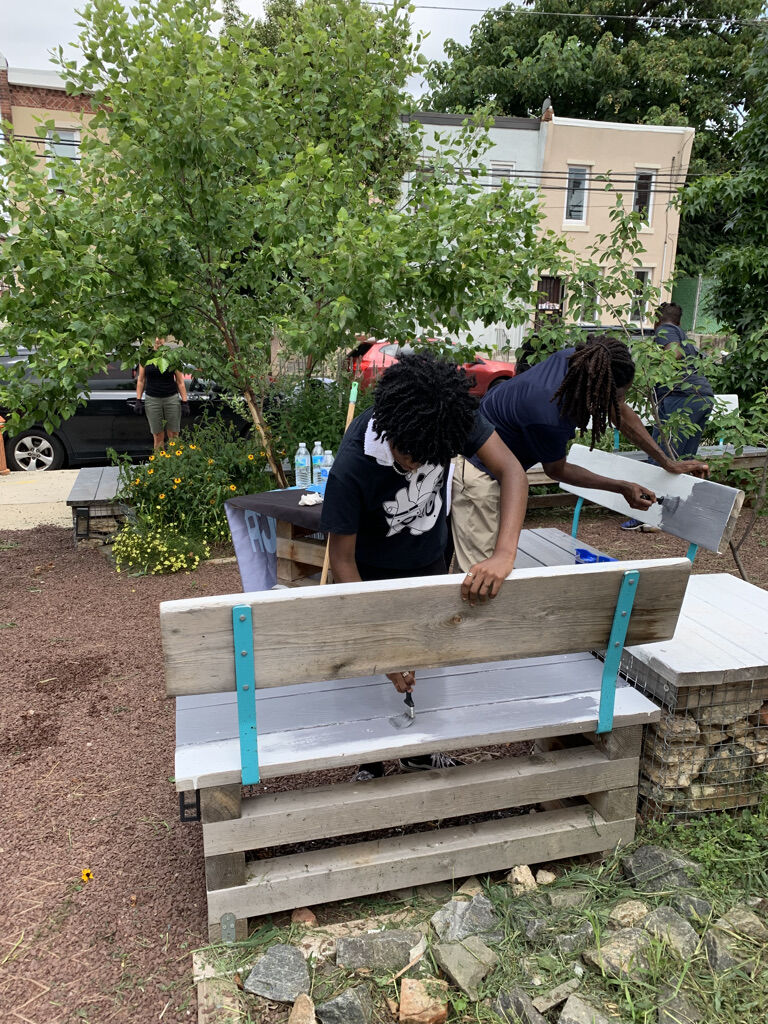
0, 0, 552, 483
685, 30, 768, 406
425, 0, 764, 272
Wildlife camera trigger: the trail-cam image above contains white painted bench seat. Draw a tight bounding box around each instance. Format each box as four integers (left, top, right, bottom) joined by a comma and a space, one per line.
175, 652, 660, 790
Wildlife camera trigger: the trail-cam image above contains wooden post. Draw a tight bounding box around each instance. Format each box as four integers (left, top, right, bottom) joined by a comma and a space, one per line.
0, 417, 10, 475
200, 784, 248, 943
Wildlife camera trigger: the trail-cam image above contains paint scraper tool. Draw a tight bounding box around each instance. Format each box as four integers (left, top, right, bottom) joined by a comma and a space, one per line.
389, 690, 415, 730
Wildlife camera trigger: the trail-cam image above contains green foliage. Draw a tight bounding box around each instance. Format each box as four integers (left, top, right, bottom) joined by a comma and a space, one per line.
113, 416, 273, 543
0, 0, 552, 483
113, 518, 210, 575
685, 33, 768, 405
265, 376, 375, 461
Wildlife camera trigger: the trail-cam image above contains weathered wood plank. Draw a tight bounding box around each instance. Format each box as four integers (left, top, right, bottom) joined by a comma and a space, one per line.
560, 445, 744, 554
202, 747, 639, 855
200, 786, 247, 943
175, 685, 659, 790
585, 786, 638, 822
585, 725, 643, 761
276, 535, 326, 567
207, 806, 636, 921
161, 558, 690, 697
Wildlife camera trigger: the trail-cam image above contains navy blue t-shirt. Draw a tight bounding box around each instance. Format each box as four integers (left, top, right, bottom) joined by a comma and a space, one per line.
320, 407, 493, 569
471, 348, 577, 472
653, 323, 713, 400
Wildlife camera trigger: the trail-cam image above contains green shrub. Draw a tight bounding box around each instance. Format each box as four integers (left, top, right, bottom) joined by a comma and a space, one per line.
113, 415, 274, 543
266, 375, 374, 462
113, 517, 210, 575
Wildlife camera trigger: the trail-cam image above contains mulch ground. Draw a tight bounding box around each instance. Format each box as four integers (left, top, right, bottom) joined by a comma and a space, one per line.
1, 509, 766, 1023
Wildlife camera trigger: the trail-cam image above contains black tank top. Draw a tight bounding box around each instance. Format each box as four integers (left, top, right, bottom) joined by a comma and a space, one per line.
144, 363, 178, 397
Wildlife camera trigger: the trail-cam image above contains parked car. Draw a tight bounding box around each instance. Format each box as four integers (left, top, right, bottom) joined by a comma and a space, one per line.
346, 338, 516, 396
0, 356, 247, 471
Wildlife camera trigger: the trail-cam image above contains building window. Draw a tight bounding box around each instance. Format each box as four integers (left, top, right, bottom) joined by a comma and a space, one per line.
490, 162, 515, 189
565, 166, 589, 222
633, 169, 655, 224
630, 269, 652, 322
536, 276, 564, 322
46, 128, 80, 185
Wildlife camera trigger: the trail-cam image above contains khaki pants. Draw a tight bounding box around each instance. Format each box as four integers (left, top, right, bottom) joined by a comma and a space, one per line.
451, 456, 501, 572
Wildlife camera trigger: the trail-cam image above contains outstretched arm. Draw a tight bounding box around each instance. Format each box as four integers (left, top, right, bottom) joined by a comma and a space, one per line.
460, 432, 528, 605
615, 402, 709, 478
543, 456, 656, 511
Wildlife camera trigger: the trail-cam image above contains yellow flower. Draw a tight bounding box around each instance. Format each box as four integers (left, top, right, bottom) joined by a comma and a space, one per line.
148, 455, 155, 462
81, 868, 94, 883
260, 450, 265, 456
208, 458, 214, 465
172, 485, 177, 490
189, 444, 197, 450
133, 478, 140, 485
174, 477, 181, 484
229, 484, 237, 491
175, 450, 182, 456
159, 493, 166, 499
147, 468, 154, 475
248, 454, 254, 461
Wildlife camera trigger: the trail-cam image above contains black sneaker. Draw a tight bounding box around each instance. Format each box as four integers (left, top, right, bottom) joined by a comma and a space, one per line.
620, 518, 643, 531
399, 752, 461, 772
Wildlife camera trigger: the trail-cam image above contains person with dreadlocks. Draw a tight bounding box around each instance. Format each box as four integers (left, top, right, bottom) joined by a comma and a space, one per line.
451, 334, 710, 571
321, 350, 528, 782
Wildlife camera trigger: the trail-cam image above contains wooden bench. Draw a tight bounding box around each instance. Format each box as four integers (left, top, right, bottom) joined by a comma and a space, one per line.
161, 558, 690, 940
66, 466, 124, 545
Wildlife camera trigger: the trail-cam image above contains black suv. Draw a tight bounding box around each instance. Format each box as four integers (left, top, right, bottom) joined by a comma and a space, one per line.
1, 356, 245, 471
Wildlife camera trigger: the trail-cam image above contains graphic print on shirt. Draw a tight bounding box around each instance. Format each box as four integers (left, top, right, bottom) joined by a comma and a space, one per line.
382, 464, 444, 537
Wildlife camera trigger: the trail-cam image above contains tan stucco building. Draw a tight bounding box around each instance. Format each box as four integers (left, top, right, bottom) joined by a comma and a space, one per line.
0, 55, 94, 177
538, 112, 695, 325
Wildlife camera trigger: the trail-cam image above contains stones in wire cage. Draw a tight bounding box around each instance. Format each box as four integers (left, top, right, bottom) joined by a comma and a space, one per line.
638, 692, 768, 815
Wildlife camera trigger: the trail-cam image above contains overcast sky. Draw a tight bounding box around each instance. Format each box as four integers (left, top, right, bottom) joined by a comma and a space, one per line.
3, 0, 513, 97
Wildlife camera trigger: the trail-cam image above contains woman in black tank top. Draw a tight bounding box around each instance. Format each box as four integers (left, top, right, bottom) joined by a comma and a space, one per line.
135, 337, 189, 449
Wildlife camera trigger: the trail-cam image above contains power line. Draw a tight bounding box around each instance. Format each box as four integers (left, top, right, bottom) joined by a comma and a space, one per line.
366, 0, 766, 28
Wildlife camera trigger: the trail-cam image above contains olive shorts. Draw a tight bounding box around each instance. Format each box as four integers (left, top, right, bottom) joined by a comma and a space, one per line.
450, 455, 500, 572
144, 394, 181, 435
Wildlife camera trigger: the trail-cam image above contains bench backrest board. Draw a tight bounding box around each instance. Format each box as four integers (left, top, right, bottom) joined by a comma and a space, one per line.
560, 444, 744, 554
161, 558, 690, 697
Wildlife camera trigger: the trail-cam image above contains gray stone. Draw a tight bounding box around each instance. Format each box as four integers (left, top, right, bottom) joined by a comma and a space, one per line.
642, 907, 699, 959
671, 894, 713, 925
657, 985, 702, 1024
582, 928, 651, 978
336, 929, 422, 972
554, 922, 595, 955
243, 944, 310, 1003
621, 845, 703, 894
492, 987, 548, 1024
699, 741, 753, 785
703, 930, 741, 973
316, 986, 373, 1024
532, 978, 580, 1013
431, 894, 500, 943
522, 917, 550, 944
719, 905, 768, 941
558, 994, 613, 1024
548, 888, 592, 910
433, 934, 498, 999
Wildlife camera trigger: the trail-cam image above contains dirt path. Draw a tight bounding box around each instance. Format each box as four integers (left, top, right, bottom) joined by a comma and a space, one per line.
1, 512, 766, 1023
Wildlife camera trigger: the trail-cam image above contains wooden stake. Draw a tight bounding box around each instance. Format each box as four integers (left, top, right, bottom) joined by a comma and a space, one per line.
0, 417, 10, 475
320, 382, 358, 585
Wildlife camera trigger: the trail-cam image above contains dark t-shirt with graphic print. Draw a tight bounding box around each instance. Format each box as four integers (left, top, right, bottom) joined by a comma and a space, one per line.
320, 407, 494, 570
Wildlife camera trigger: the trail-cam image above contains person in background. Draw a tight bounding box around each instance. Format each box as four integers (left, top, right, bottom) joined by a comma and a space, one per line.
321, 351, 528, 782
451, 334, 709, 569
621, 302, 714, 530
134, 337, 189, 450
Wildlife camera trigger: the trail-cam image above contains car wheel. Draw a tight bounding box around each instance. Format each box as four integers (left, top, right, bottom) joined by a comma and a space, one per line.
7, 429, 66, 471
487, 376, 513, 390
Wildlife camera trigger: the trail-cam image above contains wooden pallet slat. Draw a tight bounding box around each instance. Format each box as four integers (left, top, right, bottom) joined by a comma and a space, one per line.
206, 805, 634, 922
202, 746, 639, 855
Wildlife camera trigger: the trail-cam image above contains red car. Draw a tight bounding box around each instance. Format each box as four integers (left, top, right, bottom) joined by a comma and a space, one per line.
347, 338, 516, 396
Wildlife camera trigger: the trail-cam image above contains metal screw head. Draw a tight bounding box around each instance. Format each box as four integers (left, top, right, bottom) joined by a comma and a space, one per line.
239, 614, 246, 622
242, 684, 249, 691
614, 641, 620, 647
241, 650, 247, 657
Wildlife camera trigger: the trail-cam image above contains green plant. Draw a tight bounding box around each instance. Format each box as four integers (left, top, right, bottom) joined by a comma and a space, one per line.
113, 517, 210, 575
266, 375, 374, 460
113, 416, 273, 544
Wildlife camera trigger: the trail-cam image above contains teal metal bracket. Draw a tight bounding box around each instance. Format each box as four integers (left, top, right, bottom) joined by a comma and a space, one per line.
571, 496, 585, 538
596, 569, 639, 734
233, 604, 260, 784
686, 543, 698, 563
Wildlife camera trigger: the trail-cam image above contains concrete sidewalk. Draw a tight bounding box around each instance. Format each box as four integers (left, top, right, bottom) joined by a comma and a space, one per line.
0, 469, 78, 530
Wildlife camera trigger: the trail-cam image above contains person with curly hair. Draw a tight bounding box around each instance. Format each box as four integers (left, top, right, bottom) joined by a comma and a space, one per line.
320, 350, 528, 781
451, 334, 710, 569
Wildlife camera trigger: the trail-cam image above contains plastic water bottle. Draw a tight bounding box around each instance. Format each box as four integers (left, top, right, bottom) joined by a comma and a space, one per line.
294, 443, 311, 487
319, 449, 334, 491
311, 441, 324, 485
